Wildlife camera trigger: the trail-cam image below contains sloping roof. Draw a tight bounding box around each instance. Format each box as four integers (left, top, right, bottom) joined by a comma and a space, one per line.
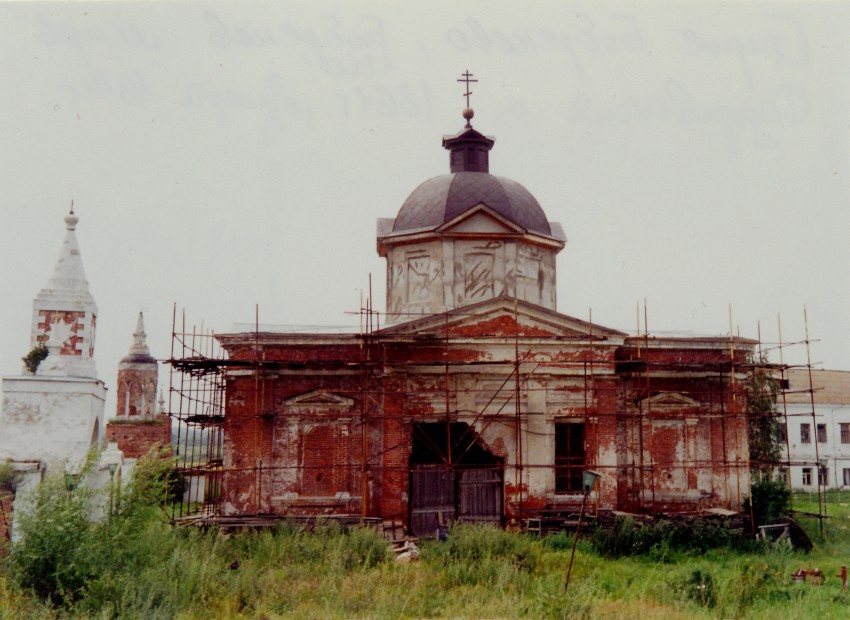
784, 369, 850, 404
376, 295, 627, 339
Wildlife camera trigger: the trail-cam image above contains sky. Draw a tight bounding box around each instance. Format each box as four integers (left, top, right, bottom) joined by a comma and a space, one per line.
2, 2, 849, 418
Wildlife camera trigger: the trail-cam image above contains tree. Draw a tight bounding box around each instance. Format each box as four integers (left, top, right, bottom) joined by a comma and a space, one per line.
745, 354, 783, 481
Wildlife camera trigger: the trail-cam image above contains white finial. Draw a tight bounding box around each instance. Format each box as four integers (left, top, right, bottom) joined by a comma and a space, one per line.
129, 311, 151, 356
65, 202, 78, 231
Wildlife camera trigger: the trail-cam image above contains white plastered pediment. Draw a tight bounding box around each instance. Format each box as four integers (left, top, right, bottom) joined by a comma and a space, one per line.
638, 392, 701, 411
284, 391, 354, 408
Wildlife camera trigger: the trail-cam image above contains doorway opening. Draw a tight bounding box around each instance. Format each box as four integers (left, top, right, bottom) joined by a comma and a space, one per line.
409, 422, 503, 537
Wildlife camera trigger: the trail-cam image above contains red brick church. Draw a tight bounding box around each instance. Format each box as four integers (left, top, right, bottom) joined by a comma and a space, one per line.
212, 99, 754, 536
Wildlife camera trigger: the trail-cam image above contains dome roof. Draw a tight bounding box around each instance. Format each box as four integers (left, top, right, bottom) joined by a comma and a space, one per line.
392, 172, 553, 237
120, 352, 157, 365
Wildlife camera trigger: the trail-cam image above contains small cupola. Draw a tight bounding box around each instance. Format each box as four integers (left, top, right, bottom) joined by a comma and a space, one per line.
441, 71, 495, 173
442, 126, 495, 173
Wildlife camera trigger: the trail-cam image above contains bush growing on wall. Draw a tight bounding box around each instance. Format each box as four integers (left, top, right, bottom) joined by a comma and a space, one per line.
21, 346, 48, 375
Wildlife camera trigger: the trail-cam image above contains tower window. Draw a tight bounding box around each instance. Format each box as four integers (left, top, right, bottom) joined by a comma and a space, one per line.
817, 423, 827, 443
800, 423, 811, 444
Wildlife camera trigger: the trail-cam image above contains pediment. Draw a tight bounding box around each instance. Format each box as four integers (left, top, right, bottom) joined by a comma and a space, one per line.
442, 128, 495, 147
638, 392, 701, 411
378, 296, 626, 340
437, 204, 525, 235
284, 391, 354, 408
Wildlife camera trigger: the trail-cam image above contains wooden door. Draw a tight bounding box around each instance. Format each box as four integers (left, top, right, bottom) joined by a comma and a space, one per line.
410, 465, 456, 538
458, 467, 503, 526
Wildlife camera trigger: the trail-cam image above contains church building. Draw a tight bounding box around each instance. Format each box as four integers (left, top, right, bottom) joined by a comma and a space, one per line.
211, 98, 755, 536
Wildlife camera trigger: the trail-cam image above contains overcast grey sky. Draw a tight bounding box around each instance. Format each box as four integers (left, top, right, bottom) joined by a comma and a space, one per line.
2, 2, 848, 417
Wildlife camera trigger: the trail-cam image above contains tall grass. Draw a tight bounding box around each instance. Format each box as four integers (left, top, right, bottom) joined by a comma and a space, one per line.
2, 464, 850, 619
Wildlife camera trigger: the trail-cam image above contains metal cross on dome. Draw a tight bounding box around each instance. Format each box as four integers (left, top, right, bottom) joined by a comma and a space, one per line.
457, 70, 477, 108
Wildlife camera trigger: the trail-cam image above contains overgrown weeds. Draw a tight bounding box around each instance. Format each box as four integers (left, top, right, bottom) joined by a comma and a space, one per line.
2, 471, 849, 619
590, 515, 749, 559
421, 522, 541, 586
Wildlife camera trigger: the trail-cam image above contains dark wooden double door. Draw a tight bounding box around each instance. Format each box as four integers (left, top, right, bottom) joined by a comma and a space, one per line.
409, 465, 503, 538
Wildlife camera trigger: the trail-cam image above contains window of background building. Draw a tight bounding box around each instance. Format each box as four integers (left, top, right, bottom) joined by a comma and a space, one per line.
819, 466, 829, 486
844, 468, 850, 487
817, 423, 827, 443
802, 467, 812, 485
801, 423, 811, 444
841, 423, 850, 444
777, 423, 787, 443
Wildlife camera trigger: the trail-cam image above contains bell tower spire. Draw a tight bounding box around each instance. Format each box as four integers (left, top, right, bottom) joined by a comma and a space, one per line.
30, 206, 99, 378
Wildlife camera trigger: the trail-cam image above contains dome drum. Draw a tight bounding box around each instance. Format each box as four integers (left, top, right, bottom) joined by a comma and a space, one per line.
378, 121, 566, 323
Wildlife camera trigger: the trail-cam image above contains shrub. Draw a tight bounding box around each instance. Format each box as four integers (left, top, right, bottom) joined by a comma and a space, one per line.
590, 516, 744, 558
6, 463, 97, 605
21, 346, 48, 375
590, 516, 641, 557
0, 462, 16, 492
744, 478, 791, 528
5, 451, 177, 610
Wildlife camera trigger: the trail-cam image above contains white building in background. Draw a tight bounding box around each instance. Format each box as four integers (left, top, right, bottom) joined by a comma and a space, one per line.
782, 369, 850, 491
0, 208, 107, 469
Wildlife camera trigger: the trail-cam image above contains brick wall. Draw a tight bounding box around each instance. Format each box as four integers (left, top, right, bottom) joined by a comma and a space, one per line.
0, 489, 14, 545
106, 415, 171, 459
115, 363, 158, 418
216, 326, 753, 524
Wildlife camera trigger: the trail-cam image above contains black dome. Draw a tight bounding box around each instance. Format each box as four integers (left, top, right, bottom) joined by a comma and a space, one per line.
392, 172, 552, 236
120, 353, 157, 364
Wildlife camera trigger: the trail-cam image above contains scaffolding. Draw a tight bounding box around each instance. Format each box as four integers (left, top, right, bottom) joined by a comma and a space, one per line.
166, 306, 227, 523
164, 301, 829, 535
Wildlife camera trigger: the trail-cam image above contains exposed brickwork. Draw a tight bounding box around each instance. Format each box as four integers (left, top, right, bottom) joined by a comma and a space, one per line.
448, 314, 558, 337
216, 305, 754, 528
110, 325, 168, 459
106, 416, 171, 459
0, 490, 14, 545
36, 309, 86, 356
115, 365, 158, 418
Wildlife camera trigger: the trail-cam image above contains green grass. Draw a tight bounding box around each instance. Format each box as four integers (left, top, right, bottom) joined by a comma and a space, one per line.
3, 469, 850, 619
